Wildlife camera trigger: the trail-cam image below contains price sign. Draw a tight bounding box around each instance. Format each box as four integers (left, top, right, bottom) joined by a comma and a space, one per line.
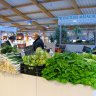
0, 26, 17, 33
58, 14, 96, 25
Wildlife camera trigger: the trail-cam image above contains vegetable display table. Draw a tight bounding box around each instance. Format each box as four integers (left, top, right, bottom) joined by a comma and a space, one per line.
0, 73, 93, 96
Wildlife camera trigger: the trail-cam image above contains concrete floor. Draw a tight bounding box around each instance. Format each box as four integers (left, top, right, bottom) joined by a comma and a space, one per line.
0, 73, 94, 96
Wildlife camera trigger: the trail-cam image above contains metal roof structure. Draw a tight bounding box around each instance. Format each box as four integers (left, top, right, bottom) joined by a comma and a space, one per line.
0, 0, 96, 32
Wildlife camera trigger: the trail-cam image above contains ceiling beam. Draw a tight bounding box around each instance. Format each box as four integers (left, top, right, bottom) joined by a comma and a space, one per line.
0, 4, 96, 12
71, 0, 82, 14
0, 0, 95, 14
5, 5, 96, 17
0, 15, 45, 31
0, 0, 61, 11
0, 0, 45, 30
31, 0, 54, 17
19, 30, 55, 32
0, 3, 33, 11
21, 27, 55, 31
80, 5, 96, 9
30, 0, 57, 23
18, 24, 96, 32
0, 15, 27, 31
12, 23, 55, 27
11, 22, 96, 29
6, 7, 73, 17
7, 11, 41, 17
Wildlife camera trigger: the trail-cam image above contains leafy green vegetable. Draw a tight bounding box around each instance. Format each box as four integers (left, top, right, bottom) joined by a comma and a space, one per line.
42, 52, 96, 89
22, 47, 51, 66
1, 46, 13, 54
1, 45, 17, 54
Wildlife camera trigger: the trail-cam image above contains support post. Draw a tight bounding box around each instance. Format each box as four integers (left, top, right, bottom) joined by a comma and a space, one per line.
59, 25, 62, 46
0, 31, 1, 48
94, 31, 96, 45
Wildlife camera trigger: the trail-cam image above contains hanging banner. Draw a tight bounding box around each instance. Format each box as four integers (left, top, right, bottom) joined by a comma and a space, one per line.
58, 14, 96, 25
0, 26, 17, 33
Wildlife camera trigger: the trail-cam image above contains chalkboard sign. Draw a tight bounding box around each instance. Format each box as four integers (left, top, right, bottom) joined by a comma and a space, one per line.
24, 45, 34, 55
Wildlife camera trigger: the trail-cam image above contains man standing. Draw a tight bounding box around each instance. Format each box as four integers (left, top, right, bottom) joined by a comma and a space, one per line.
2, 36, 15, 47
32, 32, 44, 51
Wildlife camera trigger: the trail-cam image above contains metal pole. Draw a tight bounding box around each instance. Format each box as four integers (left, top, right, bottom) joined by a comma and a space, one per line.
0, 31, 1, 48
59, 25, 62, 46
94, 31, 96, 45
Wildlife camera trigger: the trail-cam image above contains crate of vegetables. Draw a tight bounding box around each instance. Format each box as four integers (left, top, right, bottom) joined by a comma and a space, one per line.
20, 63, 45, 76
21, 48, 51, 76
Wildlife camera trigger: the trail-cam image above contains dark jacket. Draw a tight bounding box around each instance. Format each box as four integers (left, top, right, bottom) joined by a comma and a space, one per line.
5, 41, 11, 46
33, 37, 44, 51
1, 40, 11, 47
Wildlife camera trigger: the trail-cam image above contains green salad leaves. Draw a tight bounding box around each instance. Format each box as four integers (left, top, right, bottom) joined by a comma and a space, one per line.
22, 48, 51, 66
42, 52, 96, 89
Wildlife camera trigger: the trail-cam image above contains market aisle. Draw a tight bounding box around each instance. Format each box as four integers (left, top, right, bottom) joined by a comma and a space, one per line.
0, 73, 36, 96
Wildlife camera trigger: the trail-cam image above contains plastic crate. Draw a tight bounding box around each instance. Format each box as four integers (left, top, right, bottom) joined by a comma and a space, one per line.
20, 63, 45, 76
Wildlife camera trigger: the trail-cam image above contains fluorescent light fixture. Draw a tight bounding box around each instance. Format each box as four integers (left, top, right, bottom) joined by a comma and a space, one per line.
46, 25, 49, 29
46, 26, 49, 28
27, 20, 32, 25
73, 40, 76, 42
73, 20, 77, 22
82, 40, 86, 42
67, 32, 70, 34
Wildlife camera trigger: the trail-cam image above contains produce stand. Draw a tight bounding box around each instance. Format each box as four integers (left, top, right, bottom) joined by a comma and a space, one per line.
0, 0, 96, 96
0, 52, 21, 73
20, 47, 50, 76
0, 43, 96, 96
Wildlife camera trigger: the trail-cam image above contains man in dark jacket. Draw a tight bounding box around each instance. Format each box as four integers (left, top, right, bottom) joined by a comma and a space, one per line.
1, 36, 15, 47
32, 32, 44, 51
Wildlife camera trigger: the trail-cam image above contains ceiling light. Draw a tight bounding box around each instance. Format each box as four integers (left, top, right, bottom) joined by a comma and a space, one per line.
73, 20, 77, 22
73, 40, 76, 43
82, 40, 86, 42
27, 20, 32, 25
46, 26, 49, 29
46, 25, 50, 29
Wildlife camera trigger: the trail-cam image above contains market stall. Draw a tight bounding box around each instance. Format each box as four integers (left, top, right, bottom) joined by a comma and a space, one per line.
0, 26, 17, 45
0, 0, 96, 95
0, 14, 96, 96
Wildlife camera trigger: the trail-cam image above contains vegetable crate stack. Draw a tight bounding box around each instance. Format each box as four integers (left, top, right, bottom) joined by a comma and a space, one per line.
21, 48, 51, 76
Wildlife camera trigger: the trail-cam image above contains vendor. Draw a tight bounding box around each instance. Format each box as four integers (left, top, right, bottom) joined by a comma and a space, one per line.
2, 36, 15, 47
32, 32, 44, 51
